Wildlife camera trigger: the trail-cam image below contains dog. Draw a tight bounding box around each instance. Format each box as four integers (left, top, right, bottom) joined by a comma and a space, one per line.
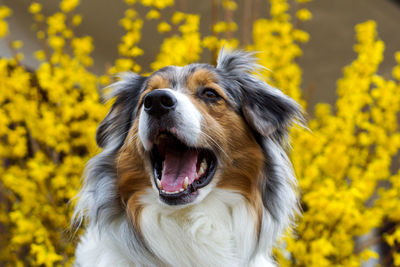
73, 49, 303, 267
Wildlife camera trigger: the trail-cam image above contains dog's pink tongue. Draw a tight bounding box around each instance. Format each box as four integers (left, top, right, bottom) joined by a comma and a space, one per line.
161, 149, 197, 192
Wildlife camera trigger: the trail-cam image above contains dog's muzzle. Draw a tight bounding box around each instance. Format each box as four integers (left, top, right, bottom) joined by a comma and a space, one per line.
138, 89, 218, 205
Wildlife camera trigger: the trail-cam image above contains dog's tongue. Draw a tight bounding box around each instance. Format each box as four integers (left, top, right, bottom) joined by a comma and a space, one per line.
161, 148, 198, 192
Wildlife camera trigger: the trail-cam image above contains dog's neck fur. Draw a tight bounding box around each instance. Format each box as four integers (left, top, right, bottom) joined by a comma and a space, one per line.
75, 189, 275, 267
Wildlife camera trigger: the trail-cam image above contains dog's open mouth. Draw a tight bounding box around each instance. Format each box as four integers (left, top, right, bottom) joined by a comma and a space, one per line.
150, 131, 217, 205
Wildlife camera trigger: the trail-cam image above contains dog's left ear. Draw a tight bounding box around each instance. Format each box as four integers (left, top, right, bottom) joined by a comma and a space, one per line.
217, 49, 303, 138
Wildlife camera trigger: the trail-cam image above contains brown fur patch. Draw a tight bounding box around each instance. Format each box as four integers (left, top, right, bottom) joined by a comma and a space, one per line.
213, 113, 264, 234
185, 71, 265, 233
117, 119, 151, 232
186, 69, 228, 100
147, 75, 171, 90
186, 69, 216, 89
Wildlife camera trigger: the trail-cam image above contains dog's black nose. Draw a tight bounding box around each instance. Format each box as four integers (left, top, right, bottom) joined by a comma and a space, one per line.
143, 90, 177, 118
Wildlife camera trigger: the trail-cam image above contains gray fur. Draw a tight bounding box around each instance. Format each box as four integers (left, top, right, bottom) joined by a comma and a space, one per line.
96, 73, 147, 148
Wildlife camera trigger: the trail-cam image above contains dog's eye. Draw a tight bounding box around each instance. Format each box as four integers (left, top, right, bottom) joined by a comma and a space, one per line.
200, 88, 220, 101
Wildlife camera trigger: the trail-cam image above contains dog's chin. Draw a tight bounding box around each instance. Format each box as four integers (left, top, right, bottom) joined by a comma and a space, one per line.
147, 130, 217, 206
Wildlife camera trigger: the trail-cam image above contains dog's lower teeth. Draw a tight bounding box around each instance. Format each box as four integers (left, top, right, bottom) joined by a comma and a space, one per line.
162, 190, 182, 194
157, 179, 162, 189
199, 160, 207, 175
183, 177, 189, 189
201, 159, 207, 169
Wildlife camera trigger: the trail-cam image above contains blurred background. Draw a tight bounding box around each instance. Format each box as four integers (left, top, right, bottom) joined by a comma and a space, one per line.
0, 0, 399, 266
2, 0, 400, 109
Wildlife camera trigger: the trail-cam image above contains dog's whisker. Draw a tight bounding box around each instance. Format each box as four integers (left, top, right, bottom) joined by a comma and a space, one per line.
199, 132, 231, 161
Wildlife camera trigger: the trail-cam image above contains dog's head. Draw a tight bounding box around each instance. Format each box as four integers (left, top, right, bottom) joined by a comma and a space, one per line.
94, 50, 302, 230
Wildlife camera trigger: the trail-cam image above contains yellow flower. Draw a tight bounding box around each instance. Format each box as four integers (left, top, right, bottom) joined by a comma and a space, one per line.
34, 50, 46, 61
296, 8, 312, 21
395, 51, 400, 63
227, 22, 237, 32
28, 3, 42, 14
213, 21, 227, 33
158, 22, 171, 33
172, 11, 185, 24
72, 14, 82, 26
202, 35, 218, 50
125, 9, 137, 19
48, 35, 65, 50
0, 20, 8, 38
146, 9, 160, 20
0, 5, 12, 19
11, 40, 23, 50
222, 0, 237, 11
46, 13, 66, 35
60, 0, 80, 13
153, 0, 174, 9
36, 30, 45, 40
293, 29, 309, 43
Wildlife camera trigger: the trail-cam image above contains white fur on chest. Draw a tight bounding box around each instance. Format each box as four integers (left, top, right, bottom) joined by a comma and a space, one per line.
75, 190, 273, 267
140, 189, 257, 266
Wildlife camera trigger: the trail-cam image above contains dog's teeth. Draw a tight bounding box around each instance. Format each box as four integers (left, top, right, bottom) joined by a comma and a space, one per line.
163, 190, 180, 194
198, 159, 207, 176
156, 179, 162, 189
183, 177, 189, 189
201, 160, 207, 170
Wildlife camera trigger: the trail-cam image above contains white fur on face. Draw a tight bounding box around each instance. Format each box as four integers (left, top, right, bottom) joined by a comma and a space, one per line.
138, 88, 202, 151
138, 110, 152, 150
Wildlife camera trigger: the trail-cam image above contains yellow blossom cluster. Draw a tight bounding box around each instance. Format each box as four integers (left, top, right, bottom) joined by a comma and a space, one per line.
0, 1, 106, 266
151, 12, 202, 70
0, 0, 399, 266
250, 0, 307, 106
0, 5, 11, 37
281, 20, 400, 267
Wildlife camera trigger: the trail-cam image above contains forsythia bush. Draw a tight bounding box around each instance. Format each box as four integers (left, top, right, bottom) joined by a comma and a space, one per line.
0, 0, 399, 266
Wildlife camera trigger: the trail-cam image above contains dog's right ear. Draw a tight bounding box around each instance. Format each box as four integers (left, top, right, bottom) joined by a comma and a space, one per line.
96, 73, 147, 148
217, 49, 303, 140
